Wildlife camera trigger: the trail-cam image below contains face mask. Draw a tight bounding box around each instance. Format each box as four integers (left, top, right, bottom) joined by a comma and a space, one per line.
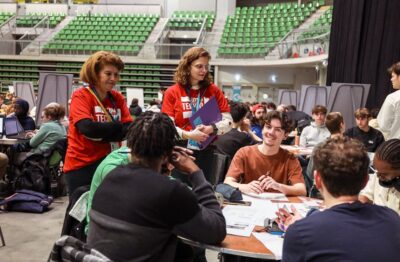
378, 176, 400, 192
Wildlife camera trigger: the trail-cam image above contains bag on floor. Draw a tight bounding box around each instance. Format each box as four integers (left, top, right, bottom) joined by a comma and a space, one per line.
0, 189, 53, 213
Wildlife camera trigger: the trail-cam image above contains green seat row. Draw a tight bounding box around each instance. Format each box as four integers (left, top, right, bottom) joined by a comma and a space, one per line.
169, 11, 215, 31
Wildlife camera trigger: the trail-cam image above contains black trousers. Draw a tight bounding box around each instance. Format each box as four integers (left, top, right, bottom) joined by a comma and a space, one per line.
64, 157, 105, 198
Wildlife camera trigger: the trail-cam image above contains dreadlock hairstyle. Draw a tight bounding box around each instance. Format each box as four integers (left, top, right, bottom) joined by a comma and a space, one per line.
375, 139, 400, 170
127, 111, 179, 160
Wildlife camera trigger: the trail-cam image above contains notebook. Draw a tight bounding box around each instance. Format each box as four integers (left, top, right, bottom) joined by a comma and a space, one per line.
4, 117, 30, 140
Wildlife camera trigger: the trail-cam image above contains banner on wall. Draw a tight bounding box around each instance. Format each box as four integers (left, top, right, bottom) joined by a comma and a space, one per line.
232, 85, 241, 102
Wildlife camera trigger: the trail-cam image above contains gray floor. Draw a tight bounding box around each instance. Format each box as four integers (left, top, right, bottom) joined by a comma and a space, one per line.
0, 196, 219, 262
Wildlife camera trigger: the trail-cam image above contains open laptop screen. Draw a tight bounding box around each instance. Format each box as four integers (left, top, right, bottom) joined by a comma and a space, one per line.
5, 117, 19, 136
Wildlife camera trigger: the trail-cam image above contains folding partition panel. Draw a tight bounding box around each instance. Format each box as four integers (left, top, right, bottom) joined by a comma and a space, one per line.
13, 81, 36, 111
36, 73, 73, 127
327, 83, 370, 129
278, 89, 299, 108
299, 85, 331, 116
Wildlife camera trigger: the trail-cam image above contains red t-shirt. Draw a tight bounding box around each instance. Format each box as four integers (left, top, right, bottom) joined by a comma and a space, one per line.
161, 83, 230, 131
64, 87, 132, 173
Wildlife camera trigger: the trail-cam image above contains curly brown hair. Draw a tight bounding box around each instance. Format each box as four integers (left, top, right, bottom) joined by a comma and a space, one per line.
80, 51, 124, 86
174, 47, 212, 88
313, 137, 369, 197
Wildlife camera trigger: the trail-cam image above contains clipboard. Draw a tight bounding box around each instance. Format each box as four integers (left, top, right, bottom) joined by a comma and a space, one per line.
189, 96, 222, 149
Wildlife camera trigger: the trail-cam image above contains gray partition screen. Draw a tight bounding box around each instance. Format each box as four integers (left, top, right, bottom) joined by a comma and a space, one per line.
327, 83, 370, 129
278, 89, 299, 107
13, 81, 36, 111
36, 73, 73, 126
299, 85, 331, 116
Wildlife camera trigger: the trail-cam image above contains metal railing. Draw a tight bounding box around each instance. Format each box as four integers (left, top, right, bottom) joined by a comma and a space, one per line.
0, 26, 330, 60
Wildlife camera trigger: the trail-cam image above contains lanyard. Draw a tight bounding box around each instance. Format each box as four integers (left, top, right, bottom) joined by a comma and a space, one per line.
186, 86, 207, 114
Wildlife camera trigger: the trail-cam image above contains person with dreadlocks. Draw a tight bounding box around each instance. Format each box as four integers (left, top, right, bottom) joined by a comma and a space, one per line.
87, 111, 226, 261
359, 139, 400, 214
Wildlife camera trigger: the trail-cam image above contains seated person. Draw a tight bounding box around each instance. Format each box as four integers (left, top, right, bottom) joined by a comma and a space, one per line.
344, 108, 385, 152
85, 146, 131, 234
13, 98, 35, 131
214, 102, 260, 160
359, 139, 400, 214
87, 112, 226, 261
224, 111, 306, 196
299, 105, 330, 147
280, 137, 400, 262
25, 103, 67, 154
306, 112, 345, 196
250, 104, 265, 139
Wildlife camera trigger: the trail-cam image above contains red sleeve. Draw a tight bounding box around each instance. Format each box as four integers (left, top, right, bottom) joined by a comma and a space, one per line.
69, 88, 95, 126
211, 84, 230, 113
161, 85, 177, 118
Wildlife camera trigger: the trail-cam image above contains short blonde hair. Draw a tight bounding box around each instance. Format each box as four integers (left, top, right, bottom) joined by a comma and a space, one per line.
174, 47, 212, 88
43, 102, 65, 120
80, 51, 124, 86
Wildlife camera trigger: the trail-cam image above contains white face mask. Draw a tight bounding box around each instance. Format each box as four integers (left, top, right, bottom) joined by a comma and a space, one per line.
267, 109, 274, 113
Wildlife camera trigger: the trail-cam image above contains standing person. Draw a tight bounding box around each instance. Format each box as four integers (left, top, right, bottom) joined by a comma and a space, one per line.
64, 51, 133, 196
128, 98, 142, 118
344, 108, 384, 152
299, 105, 330, 147
378, 61, 400, 139
162, 47, 232, 182
280, 137, 400, 262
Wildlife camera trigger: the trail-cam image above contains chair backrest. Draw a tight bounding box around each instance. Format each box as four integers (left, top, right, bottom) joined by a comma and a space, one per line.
210, 152, 232, 186
49, 235, 111, 262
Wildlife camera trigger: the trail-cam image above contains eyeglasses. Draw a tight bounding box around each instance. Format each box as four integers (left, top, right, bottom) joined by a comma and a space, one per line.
191, 64, 210, 71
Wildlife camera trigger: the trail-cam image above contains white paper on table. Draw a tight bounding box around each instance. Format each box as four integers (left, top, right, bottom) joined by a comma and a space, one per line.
244, 192, 288, 201
253, 232, 284, 259
222, 205, 257, 237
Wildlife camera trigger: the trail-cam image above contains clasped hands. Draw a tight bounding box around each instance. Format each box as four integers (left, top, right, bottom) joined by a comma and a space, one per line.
240, 172, 281, 194
187, 124, 214, 142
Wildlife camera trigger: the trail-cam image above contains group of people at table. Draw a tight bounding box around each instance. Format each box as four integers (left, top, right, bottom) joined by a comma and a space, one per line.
38, 48, 400, 261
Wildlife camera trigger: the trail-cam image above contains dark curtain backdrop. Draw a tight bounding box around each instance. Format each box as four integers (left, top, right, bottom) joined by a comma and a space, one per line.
326, 0, 400, 108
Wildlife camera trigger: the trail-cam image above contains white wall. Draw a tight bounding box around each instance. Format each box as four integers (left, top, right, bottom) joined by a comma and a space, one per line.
75, 4, 162, 16
217, 66, 315, 103
26, 4, 68, 15
166, 0, 216, 17
216, 0, 236, 19
0, 4, 17, 14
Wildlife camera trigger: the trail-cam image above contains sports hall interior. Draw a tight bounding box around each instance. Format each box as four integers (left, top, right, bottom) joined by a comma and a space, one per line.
0, 0, 399, 261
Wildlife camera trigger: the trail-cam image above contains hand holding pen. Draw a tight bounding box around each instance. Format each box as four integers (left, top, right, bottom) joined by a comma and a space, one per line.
275, 204, 303, 232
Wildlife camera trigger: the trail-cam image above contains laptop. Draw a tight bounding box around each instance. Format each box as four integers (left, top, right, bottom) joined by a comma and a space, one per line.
4, 117, 30, 140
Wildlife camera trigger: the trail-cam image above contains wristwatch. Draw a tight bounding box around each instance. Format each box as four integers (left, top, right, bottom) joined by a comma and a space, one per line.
211, 123, 218, 135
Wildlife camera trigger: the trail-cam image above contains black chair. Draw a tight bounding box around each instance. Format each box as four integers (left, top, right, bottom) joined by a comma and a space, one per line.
210, 152, 231, 186
48, 235, 111, 262
60, 185, 90, 242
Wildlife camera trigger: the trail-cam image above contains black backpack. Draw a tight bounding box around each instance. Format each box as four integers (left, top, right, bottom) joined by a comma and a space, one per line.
13, 153, 50, 194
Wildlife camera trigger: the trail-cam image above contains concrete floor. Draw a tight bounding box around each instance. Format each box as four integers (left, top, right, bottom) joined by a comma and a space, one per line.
0, 196, 219, 262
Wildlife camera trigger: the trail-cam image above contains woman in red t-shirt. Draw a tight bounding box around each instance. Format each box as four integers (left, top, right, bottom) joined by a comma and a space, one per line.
64, 51, 133, 196
162, 47, 232, 149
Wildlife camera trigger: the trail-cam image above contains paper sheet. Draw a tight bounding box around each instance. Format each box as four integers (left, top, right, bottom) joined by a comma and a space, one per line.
244, 192, 288, 201
253, 232, 284, 259
222, 205, 257, 237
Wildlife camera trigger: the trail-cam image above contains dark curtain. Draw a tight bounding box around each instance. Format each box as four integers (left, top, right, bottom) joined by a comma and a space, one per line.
326, 0, 400, 108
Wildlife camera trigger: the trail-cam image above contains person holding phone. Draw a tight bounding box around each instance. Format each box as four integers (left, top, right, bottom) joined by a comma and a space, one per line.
64, 51, 133, 196
87, 112, 226, 261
